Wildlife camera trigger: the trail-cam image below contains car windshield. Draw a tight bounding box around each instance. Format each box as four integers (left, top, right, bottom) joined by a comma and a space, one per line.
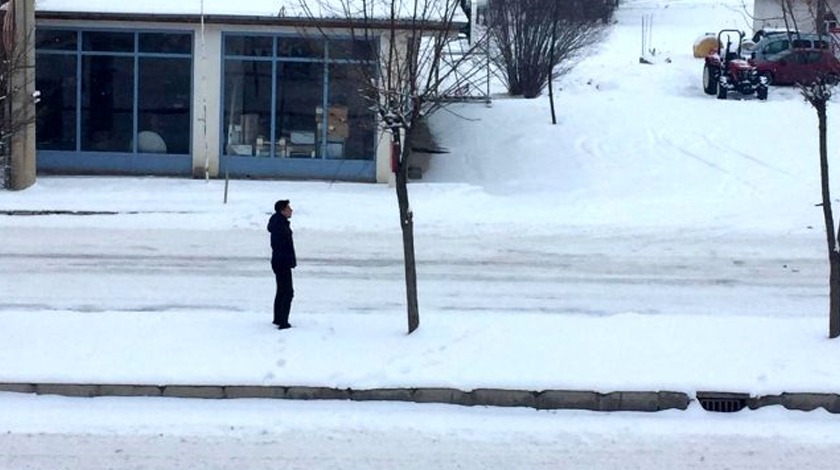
764, 39, 789, 54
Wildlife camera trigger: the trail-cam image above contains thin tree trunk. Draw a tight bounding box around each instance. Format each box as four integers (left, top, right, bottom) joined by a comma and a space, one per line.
816, 101, 840, 337
829, 252, 840, 338
393, 131, 420, 334
548, 11, 557, 125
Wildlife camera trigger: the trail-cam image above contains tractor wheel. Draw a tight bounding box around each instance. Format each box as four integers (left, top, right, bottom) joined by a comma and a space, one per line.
756, 86, 768, 101
703, 64, 719, 95
717, 84, 728, 100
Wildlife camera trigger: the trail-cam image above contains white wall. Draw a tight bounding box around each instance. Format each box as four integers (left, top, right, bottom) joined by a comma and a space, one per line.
192, 25, 221, 178
753, 0, 840, 33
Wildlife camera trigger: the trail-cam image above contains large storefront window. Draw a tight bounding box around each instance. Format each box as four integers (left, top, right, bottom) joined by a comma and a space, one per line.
223, 34, 377, 161
81, 55, 134, 152
35, 54, 77, 151
139, 57, 192, 154
223, 59, 272, 157
36, 29, 193, 157
275, 62, 323, 158
327, 63, 376, 160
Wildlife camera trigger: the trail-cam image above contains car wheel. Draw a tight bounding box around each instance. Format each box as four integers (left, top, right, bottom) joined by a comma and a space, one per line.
756, 86, 768, 100
703, 64, 719, 95
759, 72, 773, 86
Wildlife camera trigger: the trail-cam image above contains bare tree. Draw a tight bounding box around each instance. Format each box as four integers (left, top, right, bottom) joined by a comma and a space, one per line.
293, 0, 487, 333
802, 80, 840, 338
782, 0, 840, 338
485, 0, 616, 98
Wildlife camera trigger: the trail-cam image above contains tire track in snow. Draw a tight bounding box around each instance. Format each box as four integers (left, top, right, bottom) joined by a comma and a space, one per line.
575, 135, 603, 160
700, 134, 792, 176
655, 129, 758, 191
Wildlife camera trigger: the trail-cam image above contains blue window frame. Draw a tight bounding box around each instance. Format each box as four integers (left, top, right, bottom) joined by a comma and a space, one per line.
36, 28, 194, 175
222, 33, 378, 181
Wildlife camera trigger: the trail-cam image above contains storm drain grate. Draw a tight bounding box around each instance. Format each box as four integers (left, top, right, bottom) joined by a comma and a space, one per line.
696, 392, 749, 413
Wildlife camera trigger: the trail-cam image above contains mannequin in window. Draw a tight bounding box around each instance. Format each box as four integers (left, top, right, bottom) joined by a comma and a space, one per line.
137, 114, 168, 153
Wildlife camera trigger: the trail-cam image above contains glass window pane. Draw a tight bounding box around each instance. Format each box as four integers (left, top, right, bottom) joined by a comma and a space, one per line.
83, 31, 134, 52
275, 62, 324, 158
36, 54, 77, 150
223, 59, 273, 156
225, 36, 273, 57
138, 57, 192, 154
766, 40, 789, 54
328, 38, 377, 61
81, 56, 134, 152
326, 63, 375, 160
277, 37, 324, 58
36, 29, 77, 51
140, 33, 192, 54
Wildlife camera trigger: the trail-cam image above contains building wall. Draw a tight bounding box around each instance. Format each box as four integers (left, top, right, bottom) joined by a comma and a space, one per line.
36, 19, 391, 183
192, 26, 222, 178
754, 0, 840, 33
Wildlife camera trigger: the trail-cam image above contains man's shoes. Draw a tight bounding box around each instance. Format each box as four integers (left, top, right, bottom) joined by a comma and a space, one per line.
276, 323, 292, 330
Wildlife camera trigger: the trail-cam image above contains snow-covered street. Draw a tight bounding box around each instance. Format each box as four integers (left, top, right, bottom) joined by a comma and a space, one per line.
3, 394, 840, 470
0, 221, 827, 318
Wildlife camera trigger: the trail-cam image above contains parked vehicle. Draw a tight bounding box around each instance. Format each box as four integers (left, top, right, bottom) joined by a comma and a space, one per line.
750, 48, 840, 85
751, 28, 791, 43
750, 31, 830, 62
741, 28, 791, 53
703, 29, 769, 100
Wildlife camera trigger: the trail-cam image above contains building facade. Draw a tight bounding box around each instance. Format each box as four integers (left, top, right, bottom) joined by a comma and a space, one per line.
34, 12, 396, 183
753, 0, 840, 34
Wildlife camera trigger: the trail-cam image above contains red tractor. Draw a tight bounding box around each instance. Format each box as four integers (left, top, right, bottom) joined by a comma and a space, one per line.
703, 29, 769, 100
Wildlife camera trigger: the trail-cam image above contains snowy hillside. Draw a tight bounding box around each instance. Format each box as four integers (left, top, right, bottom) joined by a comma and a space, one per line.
427, 0, 832, 235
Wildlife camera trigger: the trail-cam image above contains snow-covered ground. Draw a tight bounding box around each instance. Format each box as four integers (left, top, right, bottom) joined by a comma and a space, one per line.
3, 394, 840, 470
3, 0, 840, 468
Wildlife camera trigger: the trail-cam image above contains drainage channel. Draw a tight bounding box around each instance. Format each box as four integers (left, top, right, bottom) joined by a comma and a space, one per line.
696, 391, 749, 413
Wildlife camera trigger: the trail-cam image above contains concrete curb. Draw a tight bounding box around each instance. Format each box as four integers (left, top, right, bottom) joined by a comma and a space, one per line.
1, 383, 837, 413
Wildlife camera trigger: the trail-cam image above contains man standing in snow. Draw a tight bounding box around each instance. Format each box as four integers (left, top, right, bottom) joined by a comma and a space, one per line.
267, 199, 296, 330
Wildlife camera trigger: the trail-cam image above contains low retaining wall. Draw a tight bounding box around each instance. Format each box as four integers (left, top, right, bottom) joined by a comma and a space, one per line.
0, 382, 836, 413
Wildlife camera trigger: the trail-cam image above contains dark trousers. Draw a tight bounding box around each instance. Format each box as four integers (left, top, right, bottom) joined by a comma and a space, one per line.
273, 267, 294, 326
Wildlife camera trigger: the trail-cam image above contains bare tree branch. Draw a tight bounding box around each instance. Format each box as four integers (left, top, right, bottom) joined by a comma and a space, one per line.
486, 0, 616, 98
291, 0, 489, 333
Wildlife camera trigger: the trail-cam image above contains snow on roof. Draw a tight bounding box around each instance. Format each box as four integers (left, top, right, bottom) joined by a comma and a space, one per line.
35, 0, 468, 21
36, 0, 282, 16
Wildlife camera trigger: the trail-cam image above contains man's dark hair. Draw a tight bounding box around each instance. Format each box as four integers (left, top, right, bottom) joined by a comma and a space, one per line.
275, 200, 290, 212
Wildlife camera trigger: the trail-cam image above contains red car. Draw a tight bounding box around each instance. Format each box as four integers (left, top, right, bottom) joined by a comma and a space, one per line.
749, 49, 840, 85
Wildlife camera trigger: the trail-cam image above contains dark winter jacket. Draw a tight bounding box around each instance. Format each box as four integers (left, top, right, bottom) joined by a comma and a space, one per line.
267, 212, 296, 270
